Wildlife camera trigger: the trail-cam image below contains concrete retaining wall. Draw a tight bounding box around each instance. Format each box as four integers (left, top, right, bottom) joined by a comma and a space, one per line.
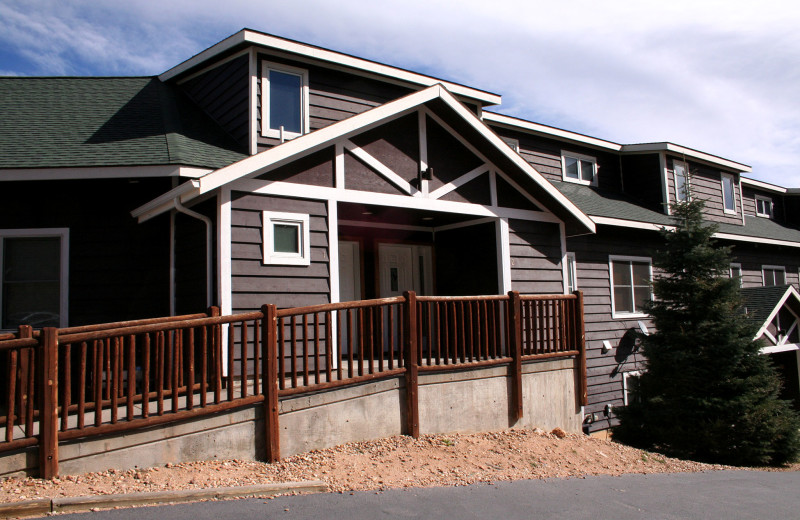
0, 357, 582, 476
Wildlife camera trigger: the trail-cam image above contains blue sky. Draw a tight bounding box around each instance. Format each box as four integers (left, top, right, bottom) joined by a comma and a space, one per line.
2, 0, 799, 186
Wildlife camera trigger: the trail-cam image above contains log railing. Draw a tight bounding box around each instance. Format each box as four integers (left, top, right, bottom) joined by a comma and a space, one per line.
0, 291, 586, 478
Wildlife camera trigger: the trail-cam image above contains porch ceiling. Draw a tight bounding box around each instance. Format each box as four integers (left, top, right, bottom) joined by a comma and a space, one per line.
338, 201, 483, 229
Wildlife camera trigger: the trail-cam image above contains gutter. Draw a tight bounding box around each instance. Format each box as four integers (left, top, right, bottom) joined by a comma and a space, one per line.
172, 199, 214, 309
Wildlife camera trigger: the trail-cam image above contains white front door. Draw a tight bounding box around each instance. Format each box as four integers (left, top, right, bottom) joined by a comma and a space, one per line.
338, 240, 361, 302
378, 243, 432, 297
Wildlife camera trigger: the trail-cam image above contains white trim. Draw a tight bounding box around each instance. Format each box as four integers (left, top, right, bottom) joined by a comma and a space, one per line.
752, 286, 800, 341
432, 217, 495, 233
742, 177, 787, 193
482, 112, 622, 151
622, 143, 751, 172
609, 255, 653, 319
328, 202, 340, 304
761, 344, 800, 355
0, 165, 212, 182
729, 263, 743, 288
169, 211, 176, 316
560, 150, 597, 186
262, 211, 311, 266
762, 265, 787, 286
175, 48, 252, 86
233, 178, 563, 223
559, 222, 568, 294
339, 220, 431, 233
672, 159, 689, 203
591, 216, 673, 232
622, 370, 643, 406
755, 194, 773, 218
343, 140, 415, 195
428, 164, 488, 200
738, 177, 746, 226
721, 173, 737, 214
261, 60, 309, 139
0, 228, 69, 330
418, 110, 429, 197
249, 48, 258, 155
659, 152, 670, 215
159, 29, 501, 105
131, 180, 200, 223
334, 143, 345, 189
564, 250, 577, 295
497, 218, 512, 293
713, 232, 800, 249
218, 189, 232, 376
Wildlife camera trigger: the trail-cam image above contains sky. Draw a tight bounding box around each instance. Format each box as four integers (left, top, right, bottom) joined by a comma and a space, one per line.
2, 0, 799, 186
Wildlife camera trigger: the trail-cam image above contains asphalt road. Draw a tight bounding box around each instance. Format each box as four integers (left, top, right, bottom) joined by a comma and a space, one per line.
57, 470, 800, 520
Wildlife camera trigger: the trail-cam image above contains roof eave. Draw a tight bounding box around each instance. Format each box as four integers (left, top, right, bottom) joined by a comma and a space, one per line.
621, 142, 751, 172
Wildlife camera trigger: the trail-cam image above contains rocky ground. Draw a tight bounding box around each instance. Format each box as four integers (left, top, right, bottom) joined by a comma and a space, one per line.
1, 427, 796, 503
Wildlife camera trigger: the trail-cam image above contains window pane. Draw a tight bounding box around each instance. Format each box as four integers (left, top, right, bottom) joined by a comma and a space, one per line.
722, 176, 735, 211
633, 286, 650, 312
3, 237, 61, 328
614, 287, 633, 313
580, 160, 594, 182
273, 223, 300, 253
567, 255, 577, 292
269, 70, 302, 134
564, 157, 579, 179
675, 165, 687, 201
613, 261, 632, 286
631, 262, 650, 285
776, 269, 785, 285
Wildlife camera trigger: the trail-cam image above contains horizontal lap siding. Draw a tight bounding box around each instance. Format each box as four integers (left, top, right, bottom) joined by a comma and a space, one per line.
566, 229, 660, 431
508, 220, 563, 294
742, 187, 786, 223
676, 160, 742, 225
730, 244, 800, 290
231, 193, 330, 312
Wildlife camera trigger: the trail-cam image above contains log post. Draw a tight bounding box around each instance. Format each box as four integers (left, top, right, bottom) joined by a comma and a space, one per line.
39, 327, 59, 479
261, 304, 280, 462
574, 291, 588, 407
403, 291, 419, 438
507, 291, 523, 422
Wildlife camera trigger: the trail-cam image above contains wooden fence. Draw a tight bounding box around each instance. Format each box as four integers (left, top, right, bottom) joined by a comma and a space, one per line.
0, 291, 586, 478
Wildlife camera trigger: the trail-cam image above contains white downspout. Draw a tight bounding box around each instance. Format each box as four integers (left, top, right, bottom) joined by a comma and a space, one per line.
173, 199, 213, 309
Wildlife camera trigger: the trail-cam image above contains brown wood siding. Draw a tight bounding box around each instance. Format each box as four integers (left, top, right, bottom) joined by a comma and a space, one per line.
741, 187, 786, 223
256, 147, 335, 187
230, 193, 330, 312
566, 229, 659, 432
669, 157, 742, 225
426, 116, 484, 191
0, 178, 172, 326
508, 220, 563, 295
621, 153, 663, 212
181, 55, 250, 148
350, 114, 419, 183
730, 243, 800, 290
174, 197, 217, 315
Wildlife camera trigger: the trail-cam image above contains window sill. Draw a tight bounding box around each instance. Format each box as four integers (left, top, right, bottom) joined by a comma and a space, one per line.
612, 311, 650, 320
562, 177, 597, 187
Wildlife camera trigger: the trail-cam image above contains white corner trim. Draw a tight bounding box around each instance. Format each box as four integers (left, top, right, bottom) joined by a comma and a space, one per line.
328, 201, 340, 304
496, 218, 512, 294
249, 48, 258, 155
343, 140, 415, 195
218, 188, 232, 317
428, 164, 489, 200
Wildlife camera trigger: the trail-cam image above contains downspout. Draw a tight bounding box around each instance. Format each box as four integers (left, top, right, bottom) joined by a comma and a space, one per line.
173, 199, 214, 309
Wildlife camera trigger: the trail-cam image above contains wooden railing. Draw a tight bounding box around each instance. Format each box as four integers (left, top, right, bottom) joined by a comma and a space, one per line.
0, 291, 585, 478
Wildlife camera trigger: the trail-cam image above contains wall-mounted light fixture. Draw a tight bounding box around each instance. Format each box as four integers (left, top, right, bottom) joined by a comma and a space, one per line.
601, 340, 612, 354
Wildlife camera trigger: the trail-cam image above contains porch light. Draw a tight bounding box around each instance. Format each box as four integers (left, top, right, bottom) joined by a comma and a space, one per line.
362, 210, 373, 215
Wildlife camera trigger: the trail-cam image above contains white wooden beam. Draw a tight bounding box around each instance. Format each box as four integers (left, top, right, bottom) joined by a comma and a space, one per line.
343, 140, 415, 195
428, 164, 489, 200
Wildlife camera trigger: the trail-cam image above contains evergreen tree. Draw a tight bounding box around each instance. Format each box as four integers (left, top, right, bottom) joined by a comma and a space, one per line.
614, 198, 800, 466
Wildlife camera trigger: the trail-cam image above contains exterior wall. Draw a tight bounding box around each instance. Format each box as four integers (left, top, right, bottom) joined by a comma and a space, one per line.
667, 156, 742, 225
174, 197, 218, 315
180, 54, 251, 149
729, 243, 800, 290
741, 186, 786, 223
565, 228, 659, 432
508, 220, 563, 295
230, 193, 331, 311
0, 178, 171, 327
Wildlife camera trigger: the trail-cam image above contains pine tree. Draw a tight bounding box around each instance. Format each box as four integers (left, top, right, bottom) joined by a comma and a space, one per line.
614, 198, 800, 466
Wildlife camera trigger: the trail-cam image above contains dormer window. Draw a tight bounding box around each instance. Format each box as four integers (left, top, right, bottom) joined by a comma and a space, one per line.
721, 173, 736, 214
561, 151, 597, 186
673, 161, 689, 202
755, 195, 773, 218
261, 61, 309, 140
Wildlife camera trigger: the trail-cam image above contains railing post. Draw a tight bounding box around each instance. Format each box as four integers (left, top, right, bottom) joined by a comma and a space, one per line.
507, 291, 523, 422
403, 291, 419, 438
261, 304, 280, 462
573, 291, 588, 407
17, 325, 33, 427
208, 306, 222, 403
39, 327, 59, 479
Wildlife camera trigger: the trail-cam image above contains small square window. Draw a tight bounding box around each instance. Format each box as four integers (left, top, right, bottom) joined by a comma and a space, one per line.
262, 211, 310, 266
261, 61, 309, 140
561, 151, 597, 186
755, 195, 773, 218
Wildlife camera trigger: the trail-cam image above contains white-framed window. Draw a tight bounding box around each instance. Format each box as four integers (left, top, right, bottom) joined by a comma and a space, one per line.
262, 212, 311, 266
610, 255, 653, 318
623, 370, 643, 406
763, 265, 786, 286
755, 195, 773, 218
561, 151, 597, 186
721, 173, 736, 214
565, 252, 577, 293
729, 263, 743, 287
1, 228, 69, 330
261, 61, 309, 140
673, 160, 689, 202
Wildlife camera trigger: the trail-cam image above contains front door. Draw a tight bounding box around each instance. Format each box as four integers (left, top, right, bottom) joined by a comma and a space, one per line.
378, 243, 432, 297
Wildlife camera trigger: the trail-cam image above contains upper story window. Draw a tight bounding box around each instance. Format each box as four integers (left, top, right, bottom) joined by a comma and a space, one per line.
730, 263, 743, 287
1, 229, 69, 330
500, 136, 520, 153
755, 195, 773, 218
561, 151, 597, 186
610, 256, 652, 318
261, 61, 309, 140
673, 161, 689, 202
763, 266, 786, 286
721, 173, 736, 214
262, 211, 310, 266
565, 252, 577, 293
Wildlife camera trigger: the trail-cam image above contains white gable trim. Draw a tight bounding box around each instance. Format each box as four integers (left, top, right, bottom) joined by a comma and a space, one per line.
428, 164, 489, 200
343, 140, 415, 195
753, 285, 800, 341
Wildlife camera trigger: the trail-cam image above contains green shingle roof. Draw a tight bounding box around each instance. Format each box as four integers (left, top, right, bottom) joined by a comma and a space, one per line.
0, 77, 246, 170
741, 285, 793, 325
554, 181, 800, 245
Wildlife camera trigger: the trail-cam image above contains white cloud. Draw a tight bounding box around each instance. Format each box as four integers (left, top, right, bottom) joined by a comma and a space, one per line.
1, 0, 799, 185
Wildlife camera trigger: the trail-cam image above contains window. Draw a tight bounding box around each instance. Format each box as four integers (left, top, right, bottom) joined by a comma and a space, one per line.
673, 161, 689, 202
1, 229, 68, 330
565, 252, 577, 293
610, 256, 652, 318
730, 263, 743, 287
262, 212, 310, 266
261, 61, 309, 139
763, 266, 786, 286
500, 136, 520, 153
721, 173, 736, 214
561, 151, 597, 186
623, 371, 643, 406
755, 195, 773, 218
